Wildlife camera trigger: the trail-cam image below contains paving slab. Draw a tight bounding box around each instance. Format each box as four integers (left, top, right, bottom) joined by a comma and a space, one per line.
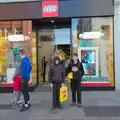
0, 91, 120, 120
84, 107, 99, 117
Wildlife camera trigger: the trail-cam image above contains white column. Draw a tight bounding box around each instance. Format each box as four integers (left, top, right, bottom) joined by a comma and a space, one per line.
114, 1, 120, 90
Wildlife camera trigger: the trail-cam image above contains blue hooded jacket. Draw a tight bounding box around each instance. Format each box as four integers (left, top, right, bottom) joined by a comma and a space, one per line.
20, 57, 32, 80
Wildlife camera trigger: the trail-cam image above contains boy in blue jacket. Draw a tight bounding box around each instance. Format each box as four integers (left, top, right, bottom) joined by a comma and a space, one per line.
19, 49, 32, 112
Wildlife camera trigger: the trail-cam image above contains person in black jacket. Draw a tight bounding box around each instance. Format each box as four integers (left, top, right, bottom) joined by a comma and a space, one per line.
66, 53, 84, 107
49, 56, 65, 110
41, 56, 48, 82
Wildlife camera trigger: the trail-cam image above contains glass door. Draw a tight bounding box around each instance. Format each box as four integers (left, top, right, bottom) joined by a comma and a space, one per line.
37, 28, 71, 83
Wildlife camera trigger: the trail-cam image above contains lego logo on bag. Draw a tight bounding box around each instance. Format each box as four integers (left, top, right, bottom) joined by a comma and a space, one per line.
63, 90, 66, 98
43, 6, 58, 12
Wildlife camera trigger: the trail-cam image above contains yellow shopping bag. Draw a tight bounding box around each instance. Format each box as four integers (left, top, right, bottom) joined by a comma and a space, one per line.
67, 72, 73, 79
60, 86, 68, 102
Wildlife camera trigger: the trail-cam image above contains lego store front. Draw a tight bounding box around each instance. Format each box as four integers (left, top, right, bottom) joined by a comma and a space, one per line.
72, 17, 114, 89
0, 21, 37, 91
0, 17, 114, 91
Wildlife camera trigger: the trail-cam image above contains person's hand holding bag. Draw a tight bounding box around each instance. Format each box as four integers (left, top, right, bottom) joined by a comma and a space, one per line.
62, 83, 65, 87
50, 83, 53, 88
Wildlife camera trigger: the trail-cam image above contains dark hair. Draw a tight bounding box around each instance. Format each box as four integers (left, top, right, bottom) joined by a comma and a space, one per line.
73, 53, 78, 57
19, 49, 25, 55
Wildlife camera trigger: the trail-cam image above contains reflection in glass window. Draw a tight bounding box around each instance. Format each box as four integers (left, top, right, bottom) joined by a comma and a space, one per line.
54, 28, 71, 58
54, 28, 70, 45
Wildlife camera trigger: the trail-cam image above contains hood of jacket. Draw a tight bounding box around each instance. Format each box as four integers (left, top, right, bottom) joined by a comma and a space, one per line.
22, 57, 30, 63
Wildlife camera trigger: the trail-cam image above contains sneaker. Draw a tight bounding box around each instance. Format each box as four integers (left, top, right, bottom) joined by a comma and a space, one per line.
12, 104, 18, 109
58, 105, 63, 109
52, 107, 56, 110
77, 103, 82, 108
17, 101, 24, 104
28, 103, 31, 108
70, 102, 76, 106
12, 102, 18, 109
20, 105, 29, 112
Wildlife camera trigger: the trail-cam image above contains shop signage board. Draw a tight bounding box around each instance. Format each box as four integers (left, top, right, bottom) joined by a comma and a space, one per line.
0, 0, 39, 3
42, 0, 58, 17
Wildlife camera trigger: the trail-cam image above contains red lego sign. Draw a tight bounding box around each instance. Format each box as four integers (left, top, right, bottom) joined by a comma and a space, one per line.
42, 0, 58, 17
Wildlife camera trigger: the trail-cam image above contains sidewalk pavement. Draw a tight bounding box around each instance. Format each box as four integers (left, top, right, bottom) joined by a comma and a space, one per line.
0, 91, 120, 120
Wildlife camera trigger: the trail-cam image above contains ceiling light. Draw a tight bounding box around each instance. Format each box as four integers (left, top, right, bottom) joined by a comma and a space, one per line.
51, 20, 54, 23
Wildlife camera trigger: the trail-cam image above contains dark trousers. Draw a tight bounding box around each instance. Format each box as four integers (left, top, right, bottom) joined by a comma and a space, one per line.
53, 83, 61, 108
22, 80, 30, 105
71, 79, 81, 104
43, 73, 46, 82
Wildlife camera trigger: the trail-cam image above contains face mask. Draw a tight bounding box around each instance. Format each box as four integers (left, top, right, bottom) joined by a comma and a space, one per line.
55, 60, 59, 64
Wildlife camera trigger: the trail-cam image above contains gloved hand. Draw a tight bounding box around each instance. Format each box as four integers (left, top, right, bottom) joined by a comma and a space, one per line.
62, 83, 65, 87
50, 83, 53, 88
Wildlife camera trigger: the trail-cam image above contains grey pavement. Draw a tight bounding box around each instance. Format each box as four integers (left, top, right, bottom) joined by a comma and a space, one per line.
0, 90, 120, 120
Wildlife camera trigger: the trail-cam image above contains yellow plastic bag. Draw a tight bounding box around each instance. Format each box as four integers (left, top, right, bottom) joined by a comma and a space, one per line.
60, 86, 68, 102
67, 72, 73, 79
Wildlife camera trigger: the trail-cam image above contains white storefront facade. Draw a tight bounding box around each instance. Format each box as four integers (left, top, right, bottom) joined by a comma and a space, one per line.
114, 0, 120, 90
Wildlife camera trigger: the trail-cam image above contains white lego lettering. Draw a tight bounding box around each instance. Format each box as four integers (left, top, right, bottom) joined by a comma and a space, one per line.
44, 6, 57, 12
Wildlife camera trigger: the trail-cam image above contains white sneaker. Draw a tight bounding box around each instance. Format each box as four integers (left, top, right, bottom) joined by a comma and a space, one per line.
17, 101, 24, 104
12, 103, 18, 109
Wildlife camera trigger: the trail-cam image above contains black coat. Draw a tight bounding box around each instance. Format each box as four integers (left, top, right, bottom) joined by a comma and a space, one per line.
49, 57, 65, 83
41, 58, 47, 74
66, 59, 84, 81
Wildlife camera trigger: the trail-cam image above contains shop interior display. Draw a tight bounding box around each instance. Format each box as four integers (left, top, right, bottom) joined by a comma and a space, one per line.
55, 49, 66, 60
78, 47, 99, 77
0, 21, 34, 86
72, 17, 114, 87
0, 30, 7, 82
32, 32, 37, 84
